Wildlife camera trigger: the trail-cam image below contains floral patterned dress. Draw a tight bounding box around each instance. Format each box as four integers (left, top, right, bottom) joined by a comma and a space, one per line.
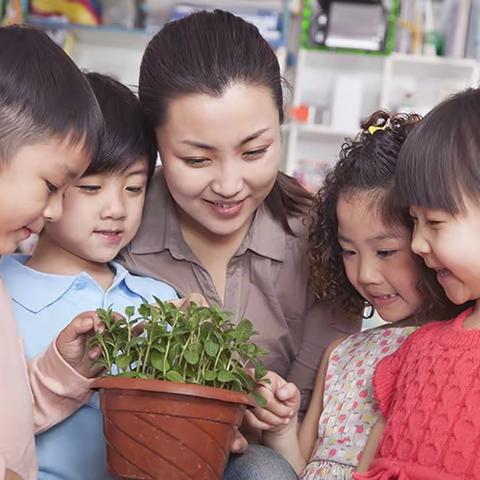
301, 326, 416, 480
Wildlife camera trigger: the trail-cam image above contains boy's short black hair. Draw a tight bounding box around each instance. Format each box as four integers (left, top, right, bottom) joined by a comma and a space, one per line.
83, 73, 157, 180
0, 25, 103, 162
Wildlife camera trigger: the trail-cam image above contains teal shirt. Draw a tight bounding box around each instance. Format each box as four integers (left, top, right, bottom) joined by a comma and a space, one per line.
0, 255, 178, 480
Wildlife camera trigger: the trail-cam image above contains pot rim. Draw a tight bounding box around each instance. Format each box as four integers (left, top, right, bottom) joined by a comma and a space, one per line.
92, 376, 256, 407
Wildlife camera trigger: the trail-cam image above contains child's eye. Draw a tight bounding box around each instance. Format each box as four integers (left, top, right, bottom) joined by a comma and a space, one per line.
377, 250, 397, 258
78, 185, 100, 193
427, 220, 443, 227
46, 181, 59, 194
243, 148, 268, 159
341, 248, 355, 257
126, 186, 144, 193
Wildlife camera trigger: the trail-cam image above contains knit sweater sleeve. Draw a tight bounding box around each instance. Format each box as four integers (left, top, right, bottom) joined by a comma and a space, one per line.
373, 332, 413, 417
373, 324, 439, 417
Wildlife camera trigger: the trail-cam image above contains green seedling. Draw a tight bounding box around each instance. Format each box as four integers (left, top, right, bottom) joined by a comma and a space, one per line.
89, 298, 269, 406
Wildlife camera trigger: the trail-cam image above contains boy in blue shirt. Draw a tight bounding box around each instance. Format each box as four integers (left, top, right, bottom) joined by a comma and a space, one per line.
0, 73, 178, 480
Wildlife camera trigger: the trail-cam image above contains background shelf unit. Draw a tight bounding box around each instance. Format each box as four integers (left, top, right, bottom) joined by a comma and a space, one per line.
284, 48, 480, 191
27, 0, 290, 88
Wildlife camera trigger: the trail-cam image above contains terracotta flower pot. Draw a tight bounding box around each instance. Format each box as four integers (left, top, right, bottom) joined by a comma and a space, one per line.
92, 377, 255, 480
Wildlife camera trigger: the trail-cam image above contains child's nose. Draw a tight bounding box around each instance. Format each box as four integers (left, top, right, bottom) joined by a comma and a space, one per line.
411, 230, 430, 257
43, 193, 63, 222
358, 261, 381, 286
102, 193, 126, 220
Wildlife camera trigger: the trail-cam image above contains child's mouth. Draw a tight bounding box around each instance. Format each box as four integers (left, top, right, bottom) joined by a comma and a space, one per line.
372, 293, 399, 306
94, 230, 123, 242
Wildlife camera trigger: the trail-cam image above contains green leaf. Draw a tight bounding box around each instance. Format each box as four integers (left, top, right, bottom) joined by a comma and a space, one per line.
204, 339, 219, 357
138, 304, 151, 318
116, 353, 132, 370
126, 337, 146, 350
203, 370, 217, 382
151, 350, 170, 371
251, 391, 267, 408
166, 370, 184, 383
236, 319, 255, 341
125, 306, 135, 318
254, 362, 268, 382
217, 370, 235, 383
183, 348, 200, 365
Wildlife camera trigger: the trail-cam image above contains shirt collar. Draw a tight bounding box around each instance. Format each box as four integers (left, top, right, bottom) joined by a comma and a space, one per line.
130, 168, 286, 262
0, 255, 130, 313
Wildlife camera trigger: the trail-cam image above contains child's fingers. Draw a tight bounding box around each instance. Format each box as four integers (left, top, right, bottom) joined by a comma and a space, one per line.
256, 385, 294, 418
59, 312, 97, 343
276, 382, 300, 405
244, 409, 275, 431
250, 404, 292, 428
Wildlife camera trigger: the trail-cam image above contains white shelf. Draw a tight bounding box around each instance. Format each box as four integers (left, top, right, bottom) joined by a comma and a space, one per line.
286, 49, 480, 188
297, 124, 355, 138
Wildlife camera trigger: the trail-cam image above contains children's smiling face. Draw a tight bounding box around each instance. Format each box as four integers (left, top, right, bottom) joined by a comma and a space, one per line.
156, 82, 281, 240
41, 158, 149, 264
410, 200, 480, 305
337, 190, 424, 322
0, 137, 90, 255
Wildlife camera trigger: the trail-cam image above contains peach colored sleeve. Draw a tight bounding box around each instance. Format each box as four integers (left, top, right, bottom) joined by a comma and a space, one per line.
0, 281, 37, 480
28, 338, 94, 434
0, 278, 94, 479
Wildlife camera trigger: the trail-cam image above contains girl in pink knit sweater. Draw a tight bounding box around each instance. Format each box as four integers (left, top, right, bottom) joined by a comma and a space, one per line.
355, 88, 480, 478
0, 26, 107, 480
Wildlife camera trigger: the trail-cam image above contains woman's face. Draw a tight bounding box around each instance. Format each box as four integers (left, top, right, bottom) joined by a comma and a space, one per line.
156, 82, 281, 238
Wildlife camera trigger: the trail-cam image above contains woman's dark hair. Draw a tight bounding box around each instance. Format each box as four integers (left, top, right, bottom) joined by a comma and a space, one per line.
396, 88, 480, 214
0, 25, 103, 162
84, 73, 157, 180
309, 110, 455, 321
139, 9, 311, 232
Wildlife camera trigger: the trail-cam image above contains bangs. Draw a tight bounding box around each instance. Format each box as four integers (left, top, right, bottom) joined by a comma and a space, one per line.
47, 106, 103, 161
396, 89, 480, 214
83, 73, 157, 179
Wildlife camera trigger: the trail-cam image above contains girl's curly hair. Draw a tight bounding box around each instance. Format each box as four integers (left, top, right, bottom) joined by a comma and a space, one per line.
308, 110, 421, 317
309, 110, 465, 322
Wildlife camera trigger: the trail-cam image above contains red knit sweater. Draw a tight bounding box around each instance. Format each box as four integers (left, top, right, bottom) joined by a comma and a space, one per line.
354, 308, 480, 479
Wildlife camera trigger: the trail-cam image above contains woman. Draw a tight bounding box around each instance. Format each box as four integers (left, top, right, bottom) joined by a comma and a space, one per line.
119, 10, 359, 479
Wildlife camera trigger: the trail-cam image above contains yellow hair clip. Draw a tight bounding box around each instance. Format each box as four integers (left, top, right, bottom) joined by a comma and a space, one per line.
368, 125, 387, 135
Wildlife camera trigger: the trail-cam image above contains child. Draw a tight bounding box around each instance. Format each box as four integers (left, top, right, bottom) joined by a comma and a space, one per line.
0, 72, 180, 480
354, 89, 480, 478
245, 111, 458, 478
0, 25, 107, 480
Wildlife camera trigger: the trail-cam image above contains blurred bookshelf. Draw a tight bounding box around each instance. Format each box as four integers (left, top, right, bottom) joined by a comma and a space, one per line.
285, 0, 480, 191
0, 0, 290, 87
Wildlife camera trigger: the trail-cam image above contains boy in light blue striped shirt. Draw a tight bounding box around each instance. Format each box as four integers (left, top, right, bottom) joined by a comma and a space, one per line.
0, 73, 178, 480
